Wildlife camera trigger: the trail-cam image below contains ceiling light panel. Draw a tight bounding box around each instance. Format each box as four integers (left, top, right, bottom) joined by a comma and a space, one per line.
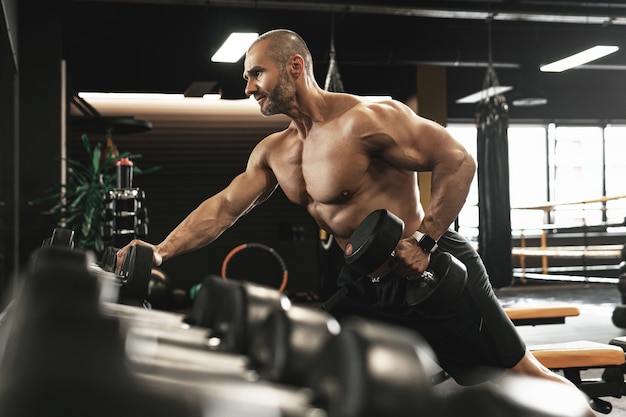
211, 32, 259, 63
456, 86, 513, 104
540, 45, 619, 73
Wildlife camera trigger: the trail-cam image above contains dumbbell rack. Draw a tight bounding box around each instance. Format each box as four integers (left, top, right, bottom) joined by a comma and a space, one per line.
102, 157, 149, 248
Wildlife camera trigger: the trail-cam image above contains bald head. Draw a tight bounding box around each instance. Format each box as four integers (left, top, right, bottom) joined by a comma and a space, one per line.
249, 29, 315, 79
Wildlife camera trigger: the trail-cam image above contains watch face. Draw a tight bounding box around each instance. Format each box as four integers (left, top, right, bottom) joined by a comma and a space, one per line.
412, 231, 437, 252
419, 235, 436, 252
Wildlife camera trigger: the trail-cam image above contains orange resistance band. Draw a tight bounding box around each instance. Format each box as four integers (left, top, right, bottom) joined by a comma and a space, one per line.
221, 243, 289, 292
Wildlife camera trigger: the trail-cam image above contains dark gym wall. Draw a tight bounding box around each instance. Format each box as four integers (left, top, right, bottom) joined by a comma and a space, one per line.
17, 0, 63, 269
0, 0, 18, 304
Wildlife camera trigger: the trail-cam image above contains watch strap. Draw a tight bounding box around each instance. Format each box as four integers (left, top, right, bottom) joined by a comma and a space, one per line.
412, 231, 438, 253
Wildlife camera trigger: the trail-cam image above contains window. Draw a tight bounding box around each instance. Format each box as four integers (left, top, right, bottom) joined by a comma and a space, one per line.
447, 122, 626, 240
446, 124, 478, 238
508, 126, 548, 229
604, 125, 626, 224
552, 126, 604, 225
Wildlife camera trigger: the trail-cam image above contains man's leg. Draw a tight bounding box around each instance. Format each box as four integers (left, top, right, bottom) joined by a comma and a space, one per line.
509, 350, 597, 417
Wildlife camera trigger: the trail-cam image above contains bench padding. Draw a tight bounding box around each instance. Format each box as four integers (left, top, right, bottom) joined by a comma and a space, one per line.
505, 305, 580, 321
530, 340, 625, 369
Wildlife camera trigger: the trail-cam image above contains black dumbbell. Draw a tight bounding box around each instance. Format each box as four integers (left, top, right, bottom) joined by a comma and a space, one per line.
248, 305, 341, 385
305, 316, 437, 417
41, 228, 75, 248
344, 209, 467, 311
36, 228, 154, 307
115, 244, 154, 305
146, 268, 189, 311
97, 243, 154, 305
185, 275, 288, 354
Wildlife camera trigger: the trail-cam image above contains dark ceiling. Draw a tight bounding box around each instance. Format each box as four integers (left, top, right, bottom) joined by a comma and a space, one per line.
64, 0, 626, 121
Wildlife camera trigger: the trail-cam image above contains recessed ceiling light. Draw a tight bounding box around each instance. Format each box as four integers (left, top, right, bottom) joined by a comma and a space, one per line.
455, 86, 513, 104
540, 45, 619, 72
512, 97, 548, 107
211, 32, 259, 63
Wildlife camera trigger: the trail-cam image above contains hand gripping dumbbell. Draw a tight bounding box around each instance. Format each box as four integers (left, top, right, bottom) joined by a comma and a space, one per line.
99, 244, 154, 305
343, 209, 467, 312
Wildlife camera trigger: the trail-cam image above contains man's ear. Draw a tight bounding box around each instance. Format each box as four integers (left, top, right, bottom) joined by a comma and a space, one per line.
289, 55, 305, 77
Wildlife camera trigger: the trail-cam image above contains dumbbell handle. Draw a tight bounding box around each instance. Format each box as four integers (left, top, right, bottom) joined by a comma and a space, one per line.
417, 270, 436, 286
406, 251, 467, 309
387, 250, 438, 284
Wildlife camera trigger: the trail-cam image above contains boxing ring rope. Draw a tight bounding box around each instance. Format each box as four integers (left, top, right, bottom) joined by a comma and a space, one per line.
221, 243, 289, 292
511, 194, 626, 282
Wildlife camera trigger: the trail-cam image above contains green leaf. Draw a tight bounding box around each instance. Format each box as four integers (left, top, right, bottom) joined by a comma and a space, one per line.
81, 134, 92, 158
134, 166, 161, 175
81, 205, 94, 236
92, 143, 101, 173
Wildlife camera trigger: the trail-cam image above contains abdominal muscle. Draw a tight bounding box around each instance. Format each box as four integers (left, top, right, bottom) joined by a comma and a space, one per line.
306, 181, 424, 280
303, 170, 424, 250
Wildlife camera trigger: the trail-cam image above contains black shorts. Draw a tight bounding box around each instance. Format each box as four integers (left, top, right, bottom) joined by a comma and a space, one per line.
321, 229, 526, 385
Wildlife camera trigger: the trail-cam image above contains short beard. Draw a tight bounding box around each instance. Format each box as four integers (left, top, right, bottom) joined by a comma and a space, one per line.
261, 71, 296, 116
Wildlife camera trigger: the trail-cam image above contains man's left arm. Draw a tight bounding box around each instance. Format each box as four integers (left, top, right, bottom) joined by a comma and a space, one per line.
412, 119, 476, 240
375, 101, 477, 240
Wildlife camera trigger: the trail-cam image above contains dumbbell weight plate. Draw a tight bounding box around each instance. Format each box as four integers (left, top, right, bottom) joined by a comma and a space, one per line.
248, 305, 341, 385
406, 252, 467, 311
119, 244, 154, 304
47, 228, 75, 248
344, 209, 404, 276
185, 276, 288, 354
344, 210, 469, 312
100, 246, 119, 273
185, 275, 233, 329
306, 316, 435, 417
216, 280, 287, 354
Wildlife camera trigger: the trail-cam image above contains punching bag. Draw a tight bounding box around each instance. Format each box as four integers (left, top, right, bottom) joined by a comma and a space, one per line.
475, 66, 513, 288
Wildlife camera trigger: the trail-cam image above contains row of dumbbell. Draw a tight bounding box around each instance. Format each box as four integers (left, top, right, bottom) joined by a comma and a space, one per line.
108, 273, 590, 417
43, 228, 154, 306
29, 231, 590, 417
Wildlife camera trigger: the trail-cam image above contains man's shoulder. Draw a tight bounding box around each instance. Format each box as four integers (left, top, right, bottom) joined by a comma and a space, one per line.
255, 125, 298, 152
265, 124, 297, 141
337, 95, 406, 117
333, 96, 411, 134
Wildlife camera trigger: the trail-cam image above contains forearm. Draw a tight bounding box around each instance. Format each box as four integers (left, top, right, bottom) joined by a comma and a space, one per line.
419, 150, 476, 240
156, 196, 236, 262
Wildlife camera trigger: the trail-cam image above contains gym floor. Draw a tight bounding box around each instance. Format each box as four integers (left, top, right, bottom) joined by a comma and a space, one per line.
432, 280, 626, 416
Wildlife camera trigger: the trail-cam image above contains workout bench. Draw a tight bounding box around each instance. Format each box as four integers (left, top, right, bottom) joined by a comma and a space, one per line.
529, 340, 626, 414
504, 304, 580, 326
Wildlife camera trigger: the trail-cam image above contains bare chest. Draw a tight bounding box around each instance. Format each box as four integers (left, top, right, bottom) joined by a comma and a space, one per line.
301, 132, 369, 203
272, 131, 369, 206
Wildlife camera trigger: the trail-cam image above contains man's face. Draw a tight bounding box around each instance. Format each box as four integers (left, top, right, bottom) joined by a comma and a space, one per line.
244, 42, 296, 116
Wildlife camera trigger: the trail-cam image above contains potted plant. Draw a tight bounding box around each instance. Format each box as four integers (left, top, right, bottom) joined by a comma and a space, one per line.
36, 134, 158, 253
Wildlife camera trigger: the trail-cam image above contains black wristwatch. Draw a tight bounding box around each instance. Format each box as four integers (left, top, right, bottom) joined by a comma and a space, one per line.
412, 231, 438, 253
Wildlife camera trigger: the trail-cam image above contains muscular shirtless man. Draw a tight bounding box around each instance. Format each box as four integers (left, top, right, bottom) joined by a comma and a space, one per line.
119, 29, 594, 414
